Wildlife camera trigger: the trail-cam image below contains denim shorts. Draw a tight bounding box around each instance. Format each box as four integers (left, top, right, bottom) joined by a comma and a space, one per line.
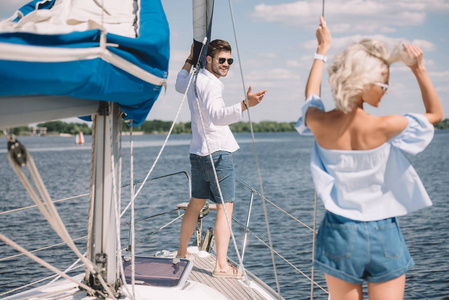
314, 211, 414, 284
190, 151, 235, 204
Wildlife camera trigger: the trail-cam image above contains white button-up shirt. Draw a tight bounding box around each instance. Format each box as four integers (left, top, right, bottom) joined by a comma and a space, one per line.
175, 68, 243, 156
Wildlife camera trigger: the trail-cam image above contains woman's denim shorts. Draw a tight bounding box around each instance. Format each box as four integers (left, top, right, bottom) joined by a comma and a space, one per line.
190, 151, 235, 204
314, 211, 414, 284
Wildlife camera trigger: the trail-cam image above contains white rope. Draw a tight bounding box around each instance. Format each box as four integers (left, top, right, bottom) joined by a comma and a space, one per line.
191, 40, 254, 299
86, 114, 97, 280
117, 112, 123, 286
7, 135, 116, 298
109, 109, 132, 299
130, 119, 136, 299
227, 0, 281, 297
120, 51, 199, 218
8, 149, 94, 272
194, 103, 254, 300
115, 119, 133, 299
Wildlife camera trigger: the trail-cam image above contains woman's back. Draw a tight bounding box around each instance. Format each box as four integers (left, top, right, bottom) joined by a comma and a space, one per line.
308, 106, 408, 151
298, 16, 443, 299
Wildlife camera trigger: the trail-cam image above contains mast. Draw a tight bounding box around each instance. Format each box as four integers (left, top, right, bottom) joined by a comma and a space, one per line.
88, 102, 121, 293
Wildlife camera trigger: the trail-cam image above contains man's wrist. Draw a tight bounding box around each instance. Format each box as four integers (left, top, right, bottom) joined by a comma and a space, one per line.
185, 58, 194, 65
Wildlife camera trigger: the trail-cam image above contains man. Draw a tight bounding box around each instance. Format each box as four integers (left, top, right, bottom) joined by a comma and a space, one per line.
175, 39, 267, 278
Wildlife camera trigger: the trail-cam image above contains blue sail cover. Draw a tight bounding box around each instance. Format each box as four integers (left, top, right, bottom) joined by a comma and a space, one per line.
0, 0, 169, 126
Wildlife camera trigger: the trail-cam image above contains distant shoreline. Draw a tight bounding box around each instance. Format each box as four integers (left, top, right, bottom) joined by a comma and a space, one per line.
2, 119, 448, 137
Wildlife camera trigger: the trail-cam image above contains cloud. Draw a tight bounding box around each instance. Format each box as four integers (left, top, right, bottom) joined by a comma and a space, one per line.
0, 0, 30, 18
253, 0, 449, 33
257, 52, 279, 59
428, 71, 449, 92
301, 34, 437, 54
411, 39, 437, 51
429, 70, 449, 78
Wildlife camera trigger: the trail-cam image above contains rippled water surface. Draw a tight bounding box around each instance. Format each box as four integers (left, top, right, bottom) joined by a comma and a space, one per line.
1, 131, 448, 299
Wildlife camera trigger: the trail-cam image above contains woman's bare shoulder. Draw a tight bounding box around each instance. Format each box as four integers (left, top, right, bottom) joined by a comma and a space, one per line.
306, 107, 341, 128
377, 114, 408, 139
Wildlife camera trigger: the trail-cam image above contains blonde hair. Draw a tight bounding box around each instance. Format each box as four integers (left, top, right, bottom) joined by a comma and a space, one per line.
328, 39, 414, 113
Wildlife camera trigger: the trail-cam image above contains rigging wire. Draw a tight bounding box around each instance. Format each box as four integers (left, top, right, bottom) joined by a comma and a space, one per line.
311, 1, 325, 299
232, 219, 329, 295
227, 0, 281, 297
0, 233, 98, 297
0, 194, 89, 215
0, 236, 87, 262
190, 34, 256, 298
0, 264, 85, 298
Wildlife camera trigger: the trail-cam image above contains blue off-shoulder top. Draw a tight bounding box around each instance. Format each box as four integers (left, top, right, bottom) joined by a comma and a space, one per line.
296, 95, 434, 221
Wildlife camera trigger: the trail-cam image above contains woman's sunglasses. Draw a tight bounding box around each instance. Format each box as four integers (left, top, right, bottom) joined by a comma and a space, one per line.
374, 82, 389, 93
217, 57, 234, 65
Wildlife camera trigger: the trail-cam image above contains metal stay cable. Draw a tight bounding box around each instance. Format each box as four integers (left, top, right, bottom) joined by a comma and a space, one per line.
0, 233, 99, 297
0, 236, 87, 262
238, 183, 316, 233
0, 194, 89, 215
233, 220, 329, 295
0, 264, 85, 298
192, 41, 255, 300
227, 0, 281, 297
47, 254, 85, 285
311, 2, 325, 299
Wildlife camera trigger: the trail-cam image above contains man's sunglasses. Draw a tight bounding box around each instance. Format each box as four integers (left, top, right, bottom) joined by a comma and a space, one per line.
217, 57, 234, 65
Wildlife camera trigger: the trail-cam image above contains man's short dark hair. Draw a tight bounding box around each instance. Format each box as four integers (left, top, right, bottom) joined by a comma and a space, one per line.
207, 39, 231, 58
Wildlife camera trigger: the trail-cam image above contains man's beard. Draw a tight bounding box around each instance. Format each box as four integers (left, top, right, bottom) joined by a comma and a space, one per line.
211, 62, 228, 77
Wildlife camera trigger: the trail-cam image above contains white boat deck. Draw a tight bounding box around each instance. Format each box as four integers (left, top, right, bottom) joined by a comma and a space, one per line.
175, 202, 279, 300
187, 252, 272, 300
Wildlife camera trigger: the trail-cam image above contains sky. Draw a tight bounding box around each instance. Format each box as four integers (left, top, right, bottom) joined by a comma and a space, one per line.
1, 0, 448, 123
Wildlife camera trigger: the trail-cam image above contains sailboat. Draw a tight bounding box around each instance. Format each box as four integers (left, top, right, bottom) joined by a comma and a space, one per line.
0, 0, 294, 299
75, 131, 85, 144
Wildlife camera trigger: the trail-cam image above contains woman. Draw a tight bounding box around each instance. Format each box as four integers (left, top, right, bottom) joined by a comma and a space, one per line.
296, 17, 443, 299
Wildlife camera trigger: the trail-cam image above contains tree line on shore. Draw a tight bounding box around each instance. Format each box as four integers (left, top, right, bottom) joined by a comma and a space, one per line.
3, 118, 449, 136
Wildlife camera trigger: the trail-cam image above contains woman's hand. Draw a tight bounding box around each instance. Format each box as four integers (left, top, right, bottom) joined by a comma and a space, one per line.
402, 44, 424, 72
402, 44, 443, 124
316, 16, 331, 55
305, 16, 331, 99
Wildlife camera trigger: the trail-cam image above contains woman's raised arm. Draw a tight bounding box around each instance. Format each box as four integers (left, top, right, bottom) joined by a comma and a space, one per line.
305, 16, 332, 99
403, 44, 443, 125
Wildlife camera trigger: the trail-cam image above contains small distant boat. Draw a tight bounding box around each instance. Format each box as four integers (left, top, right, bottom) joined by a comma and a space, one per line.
75, 132, 85, 145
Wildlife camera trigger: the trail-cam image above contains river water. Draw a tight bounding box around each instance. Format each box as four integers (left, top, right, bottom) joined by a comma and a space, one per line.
1, 131, 448, 299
